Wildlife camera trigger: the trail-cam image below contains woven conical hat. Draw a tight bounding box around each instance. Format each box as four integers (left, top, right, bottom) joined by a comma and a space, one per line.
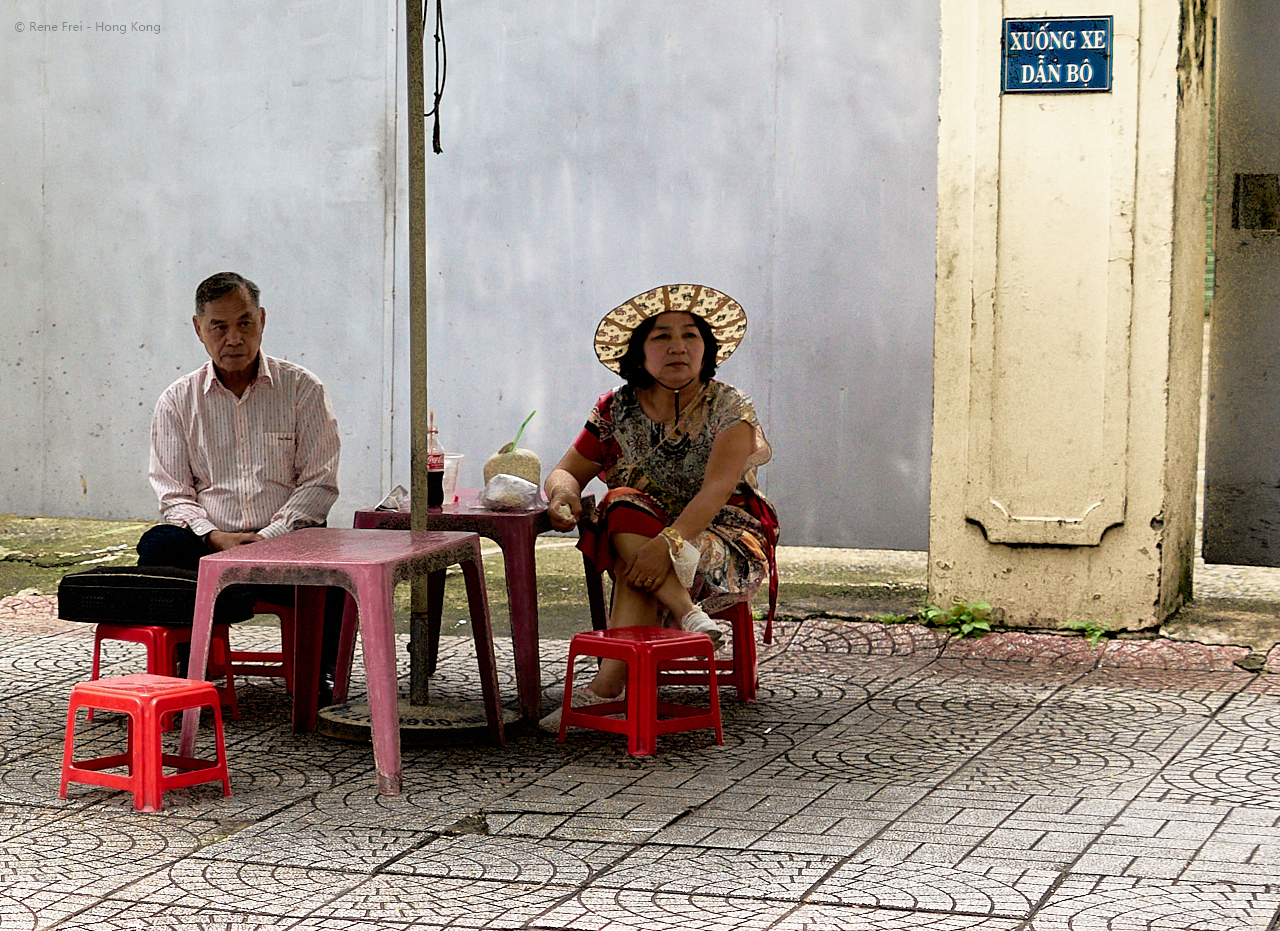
593, 284, 747, 374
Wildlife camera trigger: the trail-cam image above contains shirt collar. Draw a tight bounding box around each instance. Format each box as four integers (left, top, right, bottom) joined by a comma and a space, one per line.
199, 354, 274, 396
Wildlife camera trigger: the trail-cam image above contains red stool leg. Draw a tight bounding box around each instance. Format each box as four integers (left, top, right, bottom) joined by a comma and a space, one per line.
209, 625, 238, 720
557, 645, 580, 744
87, 629, 106, 722
627, 643, 657, 756
58, 695, 83, 799
137, 694, 165, 812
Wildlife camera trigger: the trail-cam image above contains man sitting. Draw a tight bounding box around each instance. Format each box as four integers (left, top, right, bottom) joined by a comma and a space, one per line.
137, 271, 344, 700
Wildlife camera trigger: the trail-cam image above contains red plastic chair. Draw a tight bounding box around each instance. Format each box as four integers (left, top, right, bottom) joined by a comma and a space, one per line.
60, 673, 232, 812
90, 623, 238, 721
656, 601, 758, 700
581, 489, 779, 703
223, 599, 296, 693
558, 627, 723, 755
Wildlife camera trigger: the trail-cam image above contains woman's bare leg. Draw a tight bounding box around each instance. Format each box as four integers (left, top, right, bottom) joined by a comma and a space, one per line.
588, 531, 695, 697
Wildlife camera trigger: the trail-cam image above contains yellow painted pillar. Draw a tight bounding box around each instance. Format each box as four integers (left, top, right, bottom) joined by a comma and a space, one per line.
930, 0, 1214, 630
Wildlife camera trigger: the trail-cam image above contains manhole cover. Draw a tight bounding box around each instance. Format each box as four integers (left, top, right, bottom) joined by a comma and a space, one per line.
317, 698, 521, 746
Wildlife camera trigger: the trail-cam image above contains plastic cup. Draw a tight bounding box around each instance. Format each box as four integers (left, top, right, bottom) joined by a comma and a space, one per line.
442, 455, 463, 504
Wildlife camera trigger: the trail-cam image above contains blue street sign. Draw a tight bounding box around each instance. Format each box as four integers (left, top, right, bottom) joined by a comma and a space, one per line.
1003, 17, 1113, 93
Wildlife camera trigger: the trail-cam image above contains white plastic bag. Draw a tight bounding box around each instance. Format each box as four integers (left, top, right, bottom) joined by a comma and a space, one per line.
478, 473, 545, 511
671, 539, 700, 589
375, 484, 410, 511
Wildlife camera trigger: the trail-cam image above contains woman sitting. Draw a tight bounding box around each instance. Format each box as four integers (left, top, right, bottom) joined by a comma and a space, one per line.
541, 284, 773, 729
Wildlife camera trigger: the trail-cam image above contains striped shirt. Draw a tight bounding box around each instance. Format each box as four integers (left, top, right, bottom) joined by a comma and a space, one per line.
149, 354, 340, 539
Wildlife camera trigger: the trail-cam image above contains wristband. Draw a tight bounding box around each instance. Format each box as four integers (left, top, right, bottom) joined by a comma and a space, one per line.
659, 527, 684, 554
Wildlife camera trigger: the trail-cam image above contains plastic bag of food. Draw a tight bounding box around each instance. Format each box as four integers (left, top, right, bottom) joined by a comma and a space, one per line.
670, 539, 700, 589
478, 473, 544, 511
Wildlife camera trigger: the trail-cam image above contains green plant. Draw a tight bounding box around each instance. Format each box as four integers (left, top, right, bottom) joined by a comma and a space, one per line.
1063, 619, 1109, 648
919, 599, 992, 638
875, 612, 910, 625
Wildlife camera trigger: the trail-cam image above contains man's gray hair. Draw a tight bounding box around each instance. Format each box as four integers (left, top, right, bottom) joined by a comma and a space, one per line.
195, 271, 260, 314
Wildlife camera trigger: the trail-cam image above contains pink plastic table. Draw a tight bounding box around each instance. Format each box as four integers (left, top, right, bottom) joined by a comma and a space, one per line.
178, 528, 502, 795
355, 493, 553, 720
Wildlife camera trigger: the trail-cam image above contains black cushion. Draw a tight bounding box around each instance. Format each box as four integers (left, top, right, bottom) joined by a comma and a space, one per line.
57, 566, 256, 626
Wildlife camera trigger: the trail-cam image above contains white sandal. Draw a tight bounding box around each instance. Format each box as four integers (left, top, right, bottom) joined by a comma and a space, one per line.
679, 607, 725, 649
538, 687, 624, 732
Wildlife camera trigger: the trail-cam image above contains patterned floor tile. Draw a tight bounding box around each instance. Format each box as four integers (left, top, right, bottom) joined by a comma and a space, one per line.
1045, 685, 1236, 717
759, 652, 934, 681
1066, 666, 1257, 695
1208, 691, 1280, 738
559, 720, 823, 781
786, 619, 946, 657
733, 674, 873, 726
1100, 639, 1252, 672
0, 747, 90, 807
752, 706, 1016, 788
0, 888, 107, 930
0, 808, 225, 895
112, 859, 363, 916
1242, 674, 1280, 697
941, 710, 1207, 799
3, 602, 1280, 927
810, 859, 1059, 918
534, 888, 795, 930
192, 813, 430, 872
51, 902, 307, 931
1145, 745, 1280, 810
75, 738, 368, 820
851, 791, 1119, 870
324, 874, 573, 925
773, 904, 1021, 930
941, 631, 1103, 667
387, 835, 631, 884
1026, 875, 1280, 929
589, 844, 842, 900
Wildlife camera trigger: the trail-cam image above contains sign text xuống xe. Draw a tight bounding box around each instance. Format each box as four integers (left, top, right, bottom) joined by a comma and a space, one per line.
1003, 17, 1113, 94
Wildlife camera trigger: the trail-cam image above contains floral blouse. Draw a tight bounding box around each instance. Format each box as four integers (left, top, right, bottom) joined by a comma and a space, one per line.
572, 380, 771, 520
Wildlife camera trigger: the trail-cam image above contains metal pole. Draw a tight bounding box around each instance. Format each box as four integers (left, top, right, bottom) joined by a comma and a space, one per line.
406, 0, 431, 703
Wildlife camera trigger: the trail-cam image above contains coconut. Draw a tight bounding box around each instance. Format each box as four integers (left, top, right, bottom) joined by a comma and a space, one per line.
485, 410, 542, 486
484, 444, 542, 485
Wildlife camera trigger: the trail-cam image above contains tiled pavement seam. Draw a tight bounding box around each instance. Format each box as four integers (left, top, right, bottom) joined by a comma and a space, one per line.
2, 597, 1280, 928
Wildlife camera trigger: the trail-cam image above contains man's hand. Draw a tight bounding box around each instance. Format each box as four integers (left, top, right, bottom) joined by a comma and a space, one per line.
207, 530, 263, 552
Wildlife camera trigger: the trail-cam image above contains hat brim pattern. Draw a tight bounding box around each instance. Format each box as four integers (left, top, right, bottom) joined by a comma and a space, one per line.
594, 284, 747, 374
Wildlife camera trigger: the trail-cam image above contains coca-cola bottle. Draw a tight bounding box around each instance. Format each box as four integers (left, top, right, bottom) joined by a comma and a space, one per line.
427, 410, 445, 508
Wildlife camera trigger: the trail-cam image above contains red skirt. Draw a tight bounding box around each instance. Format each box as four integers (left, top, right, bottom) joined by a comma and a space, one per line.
576, 486, 767, 614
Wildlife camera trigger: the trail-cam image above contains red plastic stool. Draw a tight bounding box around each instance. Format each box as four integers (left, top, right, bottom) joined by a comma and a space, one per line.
224, 600, 296, 693
90, 623, 239, 720
60, 674, 232, 812
559, 627, 724, 756
658, 602, 758, 701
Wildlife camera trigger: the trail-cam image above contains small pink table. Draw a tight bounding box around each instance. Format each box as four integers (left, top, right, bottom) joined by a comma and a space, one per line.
355, 494, 554, 720
178, 528, 502, 795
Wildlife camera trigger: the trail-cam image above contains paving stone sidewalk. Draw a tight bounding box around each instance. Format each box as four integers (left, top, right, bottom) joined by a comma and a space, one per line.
5, 592, 1280, 930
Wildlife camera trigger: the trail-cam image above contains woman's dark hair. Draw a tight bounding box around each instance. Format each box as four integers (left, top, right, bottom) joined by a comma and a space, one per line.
618, 313, 719, 388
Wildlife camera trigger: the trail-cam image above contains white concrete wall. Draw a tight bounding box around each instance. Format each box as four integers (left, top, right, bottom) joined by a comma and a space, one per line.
3, 0, 940, 549
415, 1, 939, 549
2, 1, 399, 527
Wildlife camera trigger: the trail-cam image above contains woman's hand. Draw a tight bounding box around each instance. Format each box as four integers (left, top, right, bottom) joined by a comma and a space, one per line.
623, 536, 673, 592
545, 452, 601, 532
547, 493, 581, 531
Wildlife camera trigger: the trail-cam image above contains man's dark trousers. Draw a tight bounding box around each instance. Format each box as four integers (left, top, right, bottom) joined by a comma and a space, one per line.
136, 524, 345, 683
